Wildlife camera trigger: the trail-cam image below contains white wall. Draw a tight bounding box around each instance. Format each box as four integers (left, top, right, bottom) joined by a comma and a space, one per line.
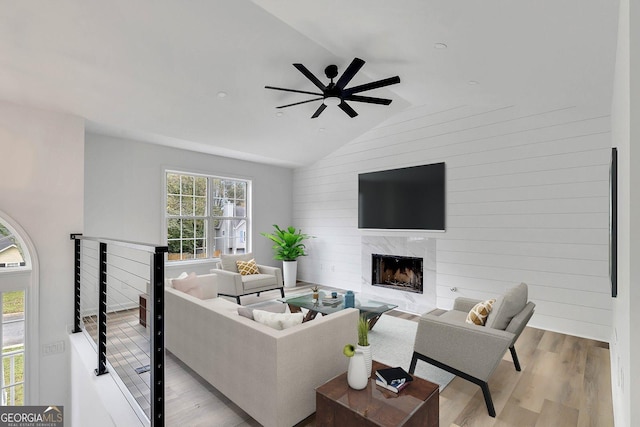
70, 333, 145, 427
84, 133, 293, 276
610, 0, 640, 425
294, 103, 612, 341
0, 101, 84, 410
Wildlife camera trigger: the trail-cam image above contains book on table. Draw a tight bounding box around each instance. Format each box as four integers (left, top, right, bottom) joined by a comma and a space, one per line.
375, 367, 413, 385
375, 377, 410, 393
375, 367, 413, 393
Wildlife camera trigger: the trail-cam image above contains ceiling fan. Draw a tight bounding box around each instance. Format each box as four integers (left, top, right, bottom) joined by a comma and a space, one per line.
265, 57, 400, 118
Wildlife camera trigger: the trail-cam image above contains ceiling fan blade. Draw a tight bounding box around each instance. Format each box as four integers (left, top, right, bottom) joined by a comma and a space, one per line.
293, 64, 327, 91
344, 94, 393, 105
265, 85, 323, 96
335, 58, 365, 90
311, 103, 327, 119
344, 76, 401, 95
338, 100, 358, 118
276, 97, 324, 109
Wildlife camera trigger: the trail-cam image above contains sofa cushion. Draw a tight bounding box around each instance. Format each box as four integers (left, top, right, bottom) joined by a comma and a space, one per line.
485, 283, 528, 330
439, 309, 468, 323
252, 309, 303, 330
241, 273, 278, 291
220, 253, 254, 273
237, 303, 287, 320
236, 258, 260, 275
465, 299, 496, 326
172, 272, 203, 299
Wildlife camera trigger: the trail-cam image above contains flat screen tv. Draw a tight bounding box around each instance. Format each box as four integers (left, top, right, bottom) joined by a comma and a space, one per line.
358, 162, 445, 230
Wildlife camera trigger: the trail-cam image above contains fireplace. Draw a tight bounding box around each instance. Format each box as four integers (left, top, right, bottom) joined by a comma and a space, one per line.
372, 254, 423, 294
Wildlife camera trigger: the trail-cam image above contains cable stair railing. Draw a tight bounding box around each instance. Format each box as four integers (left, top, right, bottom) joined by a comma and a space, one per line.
71, 234, 167, 426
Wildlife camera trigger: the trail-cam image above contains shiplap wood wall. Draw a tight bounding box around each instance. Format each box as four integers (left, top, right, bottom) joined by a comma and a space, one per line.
293, 104, 612, 341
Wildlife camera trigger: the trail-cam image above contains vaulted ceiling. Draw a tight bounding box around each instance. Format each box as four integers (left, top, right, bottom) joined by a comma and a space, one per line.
0, 1, 619, 167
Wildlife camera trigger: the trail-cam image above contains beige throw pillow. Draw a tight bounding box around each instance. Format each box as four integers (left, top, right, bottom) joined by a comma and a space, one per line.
171, 272, 203, 299
236, 258, 260, 275
252, 310, 303, 330
466, 299, 496, 326
237, 303, 287, 320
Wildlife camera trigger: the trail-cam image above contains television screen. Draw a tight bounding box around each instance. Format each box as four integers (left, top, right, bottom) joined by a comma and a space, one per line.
358, 162, 445, 230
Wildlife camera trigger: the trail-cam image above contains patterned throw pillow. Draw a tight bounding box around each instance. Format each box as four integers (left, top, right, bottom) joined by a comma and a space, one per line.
466, 299, 497, 326
236, 258, 260, 275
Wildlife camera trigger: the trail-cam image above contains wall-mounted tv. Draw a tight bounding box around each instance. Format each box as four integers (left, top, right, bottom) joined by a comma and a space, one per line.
358, 162, 445, 231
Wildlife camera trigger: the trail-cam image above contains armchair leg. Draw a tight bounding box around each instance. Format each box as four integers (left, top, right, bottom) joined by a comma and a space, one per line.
280, 288, 285, 298
409, 352, 418, 374
509, 346, 522, 371
480, 381, 496, 417
235, 296, 241, 305
256, 292, 260, 297
410, 351, 498, 417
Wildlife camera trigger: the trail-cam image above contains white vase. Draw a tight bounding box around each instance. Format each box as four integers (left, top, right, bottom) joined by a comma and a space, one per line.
357, 344, 372, 378
282, 260, 297, 288
347, 351, 368, 390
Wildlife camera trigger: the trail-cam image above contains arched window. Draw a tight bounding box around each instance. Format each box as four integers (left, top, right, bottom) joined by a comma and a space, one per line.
0, 212, 38, 405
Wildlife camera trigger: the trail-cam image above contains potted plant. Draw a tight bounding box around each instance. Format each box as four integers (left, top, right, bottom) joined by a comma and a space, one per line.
261, 225, 312, 288
343, 315, 372, 388
311, 285, 319, 300
357, 315, 372, 378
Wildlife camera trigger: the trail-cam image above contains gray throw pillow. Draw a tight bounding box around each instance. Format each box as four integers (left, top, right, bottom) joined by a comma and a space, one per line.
485, 282, 528, 330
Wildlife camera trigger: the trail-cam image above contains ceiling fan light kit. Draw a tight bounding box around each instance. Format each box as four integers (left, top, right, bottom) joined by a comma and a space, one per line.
265, 57, 400, 118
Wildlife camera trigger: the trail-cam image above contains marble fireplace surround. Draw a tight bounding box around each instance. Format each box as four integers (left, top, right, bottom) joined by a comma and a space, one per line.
361, 236, 436, 314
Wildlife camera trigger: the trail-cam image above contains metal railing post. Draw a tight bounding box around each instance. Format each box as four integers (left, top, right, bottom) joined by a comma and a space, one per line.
71, 234, 83, 333
150, 249, 166, 426
96, 242, 109, 376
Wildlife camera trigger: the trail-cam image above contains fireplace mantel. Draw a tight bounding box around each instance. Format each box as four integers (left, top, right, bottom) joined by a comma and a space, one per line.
361, 236, 436, 312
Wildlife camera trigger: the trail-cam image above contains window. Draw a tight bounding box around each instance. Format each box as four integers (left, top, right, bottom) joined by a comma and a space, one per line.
2, 291, 25, 405
166, 172, 250, 262
0, 225, 26, 269
0, 214, 33, 406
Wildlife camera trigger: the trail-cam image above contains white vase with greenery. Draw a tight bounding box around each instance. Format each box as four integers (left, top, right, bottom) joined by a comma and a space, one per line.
343, 344, 368, 390
356, 315, 372, 378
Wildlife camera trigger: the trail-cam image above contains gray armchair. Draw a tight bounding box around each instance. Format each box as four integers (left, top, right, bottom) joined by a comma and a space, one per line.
409, 282, 535, 417
211, 252, 284, 304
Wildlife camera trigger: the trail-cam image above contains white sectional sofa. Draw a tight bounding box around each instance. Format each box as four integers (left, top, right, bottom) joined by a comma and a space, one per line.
164, 285, 359, 427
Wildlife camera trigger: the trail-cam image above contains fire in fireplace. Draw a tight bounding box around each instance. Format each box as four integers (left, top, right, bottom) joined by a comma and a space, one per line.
372, 254, 423, 293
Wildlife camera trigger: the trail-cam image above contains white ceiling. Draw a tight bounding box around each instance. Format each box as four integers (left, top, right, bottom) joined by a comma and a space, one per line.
0, 1, 619, 167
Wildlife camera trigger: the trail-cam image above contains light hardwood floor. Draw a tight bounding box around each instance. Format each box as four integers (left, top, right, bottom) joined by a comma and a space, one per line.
89, 284, 615, 426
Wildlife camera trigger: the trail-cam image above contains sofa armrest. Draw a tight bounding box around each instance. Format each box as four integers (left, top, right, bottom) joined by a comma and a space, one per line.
210, 268, 244, 295
257, 264, 283, 287
414, 313, 514, 381
453, 297, 483, 313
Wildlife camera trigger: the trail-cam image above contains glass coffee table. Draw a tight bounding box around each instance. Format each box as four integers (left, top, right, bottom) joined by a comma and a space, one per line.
278, 291, 397, 330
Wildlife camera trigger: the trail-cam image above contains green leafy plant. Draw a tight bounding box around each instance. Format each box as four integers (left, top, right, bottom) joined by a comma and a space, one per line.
261, 225, 312, 261
358, 315, 369, 347
344, 316, 369, 357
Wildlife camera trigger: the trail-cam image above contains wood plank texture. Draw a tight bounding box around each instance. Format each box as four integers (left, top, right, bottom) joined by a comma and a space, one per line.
163, 290, 614, 426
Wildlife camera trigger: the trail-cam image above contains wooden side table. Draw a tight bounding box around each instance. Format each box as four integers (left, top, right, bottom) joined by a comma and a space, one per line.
316, 360, 439, 427
139, 294, 147, 327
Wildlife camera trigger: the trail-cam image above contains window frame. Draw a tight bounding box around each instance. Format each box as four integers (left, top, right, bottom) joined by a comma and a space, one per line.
164, 170, 251, 264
